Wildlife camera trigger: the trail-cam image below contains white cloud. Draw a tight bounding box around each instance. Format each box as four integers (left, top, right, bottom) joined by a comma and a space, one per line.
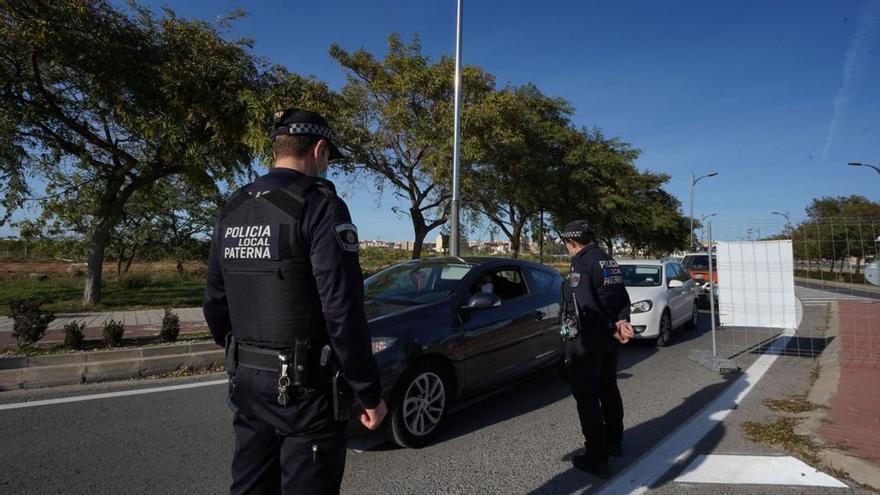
822, 0, 880, 161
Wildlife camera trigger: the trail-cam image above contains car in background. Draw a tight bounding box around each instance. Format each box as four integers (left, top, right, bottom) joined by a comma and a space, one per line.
619, 259, 699, 347
681, 252, 718, 306
363, 257, 564, 447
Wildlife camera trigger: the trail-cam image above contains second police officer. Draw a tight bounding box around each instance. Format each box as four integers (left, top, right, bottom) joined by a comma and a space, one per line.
560, 220, 635, 479
202, 108, 387, 495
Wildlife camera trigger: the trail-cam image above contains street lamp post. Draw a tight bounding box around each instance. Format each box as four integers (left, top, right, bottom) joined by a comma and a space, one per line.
700, 213, 717, 245
690, 171, 719, 251
450, 0, 464, 257
848, 161, 880, 175
772, 211, 791, 237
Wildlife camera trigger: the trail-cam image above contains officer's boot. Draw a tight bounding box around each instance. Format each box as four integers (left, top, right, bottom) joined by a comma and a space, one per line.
571, 443, 610, 479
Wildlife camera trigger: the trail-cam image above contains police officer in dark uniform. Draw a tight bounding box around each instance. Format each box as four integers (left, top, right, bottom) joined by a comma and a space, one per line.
203, 108, 386, 495
559, 220, 634, 479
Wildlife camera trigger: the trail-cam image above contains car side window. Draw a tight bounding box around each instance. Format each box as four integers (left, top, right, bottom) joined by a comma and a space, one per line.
664, 264, 677, 283
526, 268, 558, 293
674, 263, 691, 282
484, 268, 529, 300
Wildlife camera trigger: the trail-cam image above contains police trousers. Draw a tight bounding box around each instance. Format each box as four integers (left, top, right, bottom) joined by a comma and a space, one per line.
567, 343, 624, 462
228, 366, 346, 495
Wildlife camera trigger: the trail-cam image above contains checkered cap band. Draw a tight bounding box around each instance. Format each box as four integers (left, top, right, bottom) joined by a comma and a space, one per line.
560, 231, 585, 239
282, 123, 333, 140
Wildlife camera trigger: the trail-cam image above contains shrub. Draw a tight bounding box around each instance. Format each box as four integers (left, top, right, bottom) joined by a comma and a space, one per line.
9, 298, 56, 347
63, 321, 86, 349
160, 308, 180, 342
102, 319, 125, 348
118, 272, 152, 290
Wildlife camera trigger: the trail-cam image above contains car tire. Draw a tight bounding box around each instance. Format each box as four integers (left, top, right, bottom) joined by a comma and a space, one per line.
685, 301, 699, 330
388, 362, 450, 448
656, 311, 672, 347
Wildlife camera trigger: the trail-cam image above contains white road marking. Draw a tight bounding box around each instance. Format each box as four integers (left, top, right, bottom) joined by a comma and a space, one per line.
0, 379, 227, 411
598, 329, 795, 495
675, 454, 847, 488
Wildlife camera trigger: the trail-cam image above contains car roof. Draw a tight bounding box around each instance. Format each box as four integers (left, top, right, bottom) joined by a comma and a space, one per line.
401, 256, 552, 270
617, 259, 665, 265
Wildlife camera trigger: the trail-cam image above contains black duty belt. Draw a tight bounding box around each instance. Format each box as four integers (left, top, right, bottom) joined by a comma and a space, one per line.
237, 344, 290, 372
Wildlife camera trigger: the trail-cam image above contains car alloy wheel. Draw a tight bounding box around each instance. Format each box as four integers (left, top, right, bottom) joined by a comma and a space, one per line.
402, 371, 446, 437
388, 363, 450, 448
657, 312, 672, 347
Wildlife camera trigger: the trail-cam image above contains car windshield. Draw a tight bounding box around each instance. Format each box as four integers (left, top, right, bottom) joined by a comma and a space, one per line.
682, 255, 715, 270
364, 263, 472, 305
620, 265, 662, 287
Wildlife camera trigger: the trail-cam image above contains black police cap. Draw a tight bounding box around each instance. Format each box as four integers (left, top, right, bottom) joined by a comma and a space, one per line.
560, 220, 595, 242
270, 108, 345, 161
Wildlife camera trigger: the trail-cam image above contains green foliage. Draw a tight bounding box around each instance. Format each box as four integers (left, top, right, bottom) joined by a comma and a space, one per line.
0, 0, 289, 304
118, 272, 153, 290
9, 298, 56, 347
102, 319, 125, 348
791, 196, 880, 268
63, 321, 85, 349
160, 308, 181, 342
331, 34, 496, 259
358, 248, 413, 277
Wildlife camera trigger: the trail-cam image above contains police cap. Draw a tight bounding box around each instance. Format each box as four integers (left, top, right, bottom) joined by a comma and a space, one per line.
271, 108, 345, 161
560, 220, 595, 243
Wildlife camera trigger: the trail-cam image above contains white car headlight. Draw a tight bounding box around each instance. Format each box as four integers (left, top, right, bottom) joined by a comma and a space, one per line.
631, 300, 653, 314
371, 337, 397, 354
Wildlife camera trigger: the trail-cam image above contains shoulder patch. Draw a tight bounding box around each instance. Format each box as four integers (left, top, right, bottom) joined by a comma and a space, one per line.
568, 272, 581, 287
334, 223, 359, 253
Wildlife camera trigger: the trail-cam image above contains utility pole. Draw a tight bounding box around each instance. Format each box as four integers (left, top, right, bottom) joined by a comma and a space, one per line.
690, 171, 718, 251
450, 0, 464, 257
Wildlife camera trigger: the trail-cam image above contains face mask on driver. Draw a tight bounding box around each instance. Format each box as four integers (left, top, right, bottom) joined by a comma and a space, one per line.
481, 283, 493, 294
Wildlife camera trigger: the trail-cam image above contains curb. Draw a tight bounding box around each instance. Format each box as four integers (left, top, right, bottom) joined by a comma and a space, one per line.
796, 301, 880, 490
0, 342, 224, 391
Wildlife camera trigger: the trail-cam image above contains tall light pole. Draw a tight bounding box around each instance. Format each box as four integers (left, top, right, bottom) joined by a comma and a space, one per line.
700, 213, 717, 245
772, 210, 791, 237
450, 0, 464, 257
690, 171, 718, 251
848, 161, 880, 175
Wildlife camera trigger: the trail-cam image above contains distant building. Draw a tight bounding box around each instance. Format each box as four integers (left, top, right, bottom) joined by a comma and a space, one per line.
435, 232, 469, 255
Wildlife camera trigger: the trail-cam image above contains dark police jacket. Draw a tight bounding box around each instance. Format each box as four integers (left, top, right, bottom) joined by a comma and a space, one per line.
562, 243, 631, 351
202, 168, 382, 409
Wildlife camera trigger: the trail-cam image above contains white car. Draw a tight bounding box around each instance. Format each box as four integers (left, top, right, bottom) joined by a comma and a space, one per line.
619, 259, 699, 347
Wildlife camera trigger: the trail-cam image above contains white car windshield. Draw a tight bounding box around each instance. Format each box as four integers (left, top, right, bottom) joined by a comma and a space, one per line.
620, 265, 662, 287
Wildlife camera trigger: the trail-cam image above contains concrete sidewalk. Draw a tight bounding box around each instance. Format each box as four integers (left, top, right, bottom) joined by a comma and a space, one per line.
0, 307, 206, 346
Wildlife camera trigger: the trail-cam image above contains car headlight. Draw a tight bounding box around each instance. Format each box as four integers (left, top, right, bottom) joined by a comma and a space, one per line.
371, 337, 397, 354
630, 300, 653, 314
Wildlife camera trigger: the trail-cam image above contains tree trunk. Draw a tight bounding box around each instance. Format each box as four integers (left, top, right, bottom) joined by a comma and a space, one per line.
604, 238, 614, 256
409, 207, 429, 260
123, 244, 136, 274
509, 224, 523, 259
84, 219, 112, 305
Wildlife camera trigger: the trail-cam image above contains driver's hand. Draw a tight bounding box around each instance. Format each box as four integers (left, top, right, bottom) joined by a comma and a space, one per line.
360, 399, 388, 430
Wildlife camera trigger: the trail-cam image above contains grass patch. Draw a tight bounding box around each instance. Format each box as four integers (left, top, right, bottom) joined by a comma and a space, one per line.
742, 417, 821, 465
763, 395, 822, 414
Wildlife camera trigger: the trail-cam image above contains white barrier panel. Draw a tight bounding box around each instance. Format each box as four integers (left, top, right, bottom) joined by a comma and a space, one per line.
716, 240, 797, 329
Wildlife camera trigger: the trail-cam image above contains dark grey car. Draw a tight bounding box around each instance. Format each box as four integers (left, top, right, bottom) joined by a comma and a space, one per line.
363, 256, 564, 447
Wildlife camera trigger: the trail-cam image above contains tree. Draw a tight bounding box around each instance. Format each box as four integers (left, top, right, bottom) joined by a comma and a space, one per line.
793, 195, 880, 273
330, 34, 495, 259
0, 1, 271, 303
465, 84, 575, 258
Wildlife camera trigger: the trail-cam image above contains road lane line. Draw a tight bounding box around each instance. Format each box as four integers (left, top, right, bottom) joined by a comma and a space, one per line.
598, 329, 795, 495
0, 379, 227, 411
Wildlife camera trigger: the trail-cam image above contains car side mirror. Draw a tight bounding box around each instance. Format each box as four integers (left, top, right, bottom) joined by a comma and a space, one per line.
463, 292, 501, 310
668, 279, 684, 289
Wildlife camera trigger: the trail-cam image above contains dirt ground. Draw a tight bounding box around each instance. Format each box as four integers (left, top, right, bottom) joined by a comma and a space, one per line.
0, 259, 206, 278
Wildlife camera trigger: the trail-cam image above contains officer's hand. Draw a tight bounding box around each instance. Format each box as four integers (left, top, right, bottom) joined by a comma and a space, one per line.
615, 320, 635, 344
360, 399, 388, 430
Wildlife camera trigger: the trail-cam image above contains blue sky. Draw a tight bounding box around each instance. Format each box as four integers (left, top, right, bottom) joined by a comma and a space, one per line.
5, 0, 879, 242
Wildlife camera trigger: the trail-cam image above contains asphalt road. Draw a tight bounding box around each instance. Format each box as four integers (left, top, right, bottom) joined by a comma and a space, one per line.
0, 293, 867, 494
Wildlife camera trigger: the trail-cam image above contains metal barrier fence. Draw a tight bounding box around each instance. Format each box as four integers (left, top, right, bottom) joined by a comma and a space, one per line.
703, 218, 879, 367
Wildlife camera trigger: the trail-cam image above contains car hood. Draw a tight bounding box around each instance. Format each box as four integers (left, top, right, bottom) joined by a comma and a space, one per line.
625, 286, 662, 303
364, 299, 421, 323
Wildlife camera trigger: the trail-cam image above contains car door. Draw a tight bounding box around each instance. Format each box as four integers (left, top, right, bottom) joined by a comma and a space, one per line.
523, 267, 564, 365
673, 261, 696, 323
458, 266, 543, 394
664, 262, 687, 324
